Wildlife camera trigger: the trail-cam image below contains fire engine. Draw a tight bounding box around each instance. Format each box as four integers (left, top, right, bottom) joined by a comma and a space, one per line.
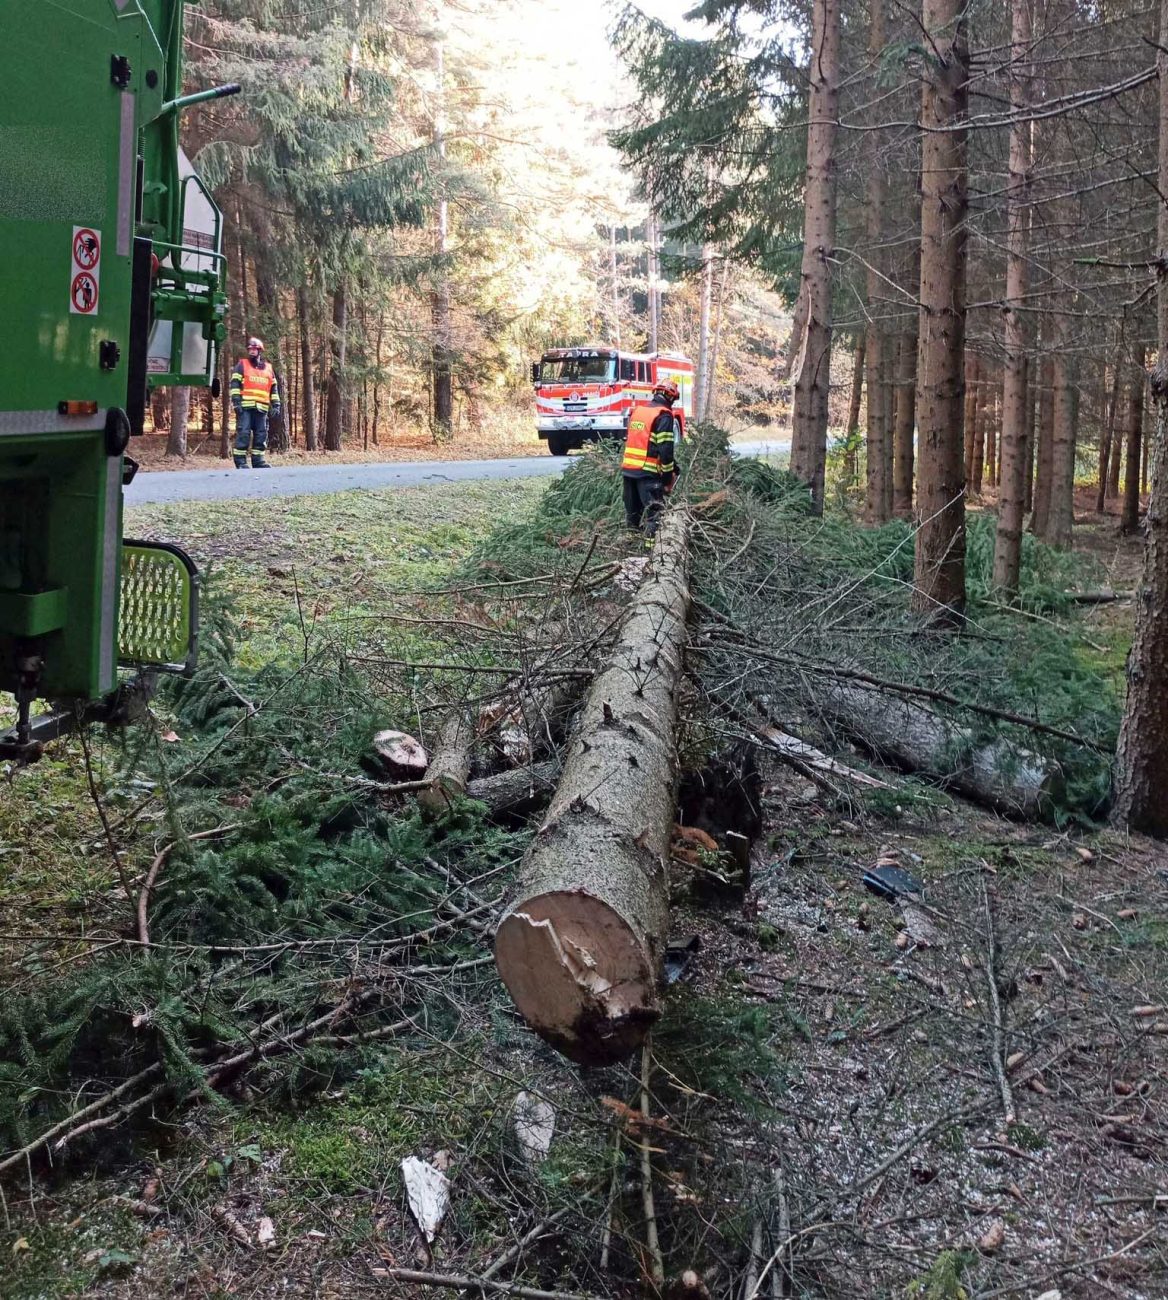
531, 346, 695, 455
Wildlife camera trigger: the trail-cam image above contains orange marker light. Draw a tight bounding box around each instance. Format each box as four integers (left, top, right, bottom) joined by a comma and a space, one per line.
57, 400, 99, 416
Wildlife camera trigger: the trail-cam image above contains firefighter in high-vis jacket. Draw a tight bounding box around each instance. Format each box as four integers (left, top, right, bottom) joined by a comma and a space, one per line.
621, 380, 680, 545
230, 337, 282, 468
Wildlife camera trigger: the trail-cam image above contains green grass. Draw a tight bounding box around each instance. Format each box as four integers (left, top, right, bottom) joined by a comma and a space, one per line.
126, 478, 549, 664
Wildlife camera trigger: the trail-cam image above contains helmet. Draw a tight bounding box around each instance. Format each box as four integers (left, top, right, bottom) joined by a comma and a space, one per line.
653, 379, 680, 404
247, 337, 264, 352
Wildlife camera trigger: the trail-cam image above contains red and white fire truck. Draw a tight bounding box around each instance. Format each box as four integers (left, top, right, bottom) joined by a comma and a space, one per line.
531, 346, 695, 455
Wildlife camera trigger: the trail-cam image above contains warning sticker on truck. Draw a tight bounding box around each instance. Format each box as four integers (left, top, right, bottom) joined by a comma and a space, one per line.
69, 226, 101, 315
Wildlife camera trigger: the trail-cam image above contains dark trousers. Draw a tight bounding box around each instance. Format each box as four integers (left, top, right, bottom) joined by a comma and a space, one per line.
623, 474, 665, 537
234, 408, 270, 462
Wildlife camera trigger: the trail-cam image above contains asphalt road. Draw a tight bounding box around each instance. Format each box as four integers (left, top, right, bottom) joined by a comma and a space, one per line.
126, 439, 789, 506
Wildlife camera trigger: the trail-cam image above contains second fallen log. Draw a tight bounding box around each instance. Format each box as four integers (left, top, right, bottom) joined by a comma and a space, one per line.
494, 511, 691, 1066
819, 683, 1064, 818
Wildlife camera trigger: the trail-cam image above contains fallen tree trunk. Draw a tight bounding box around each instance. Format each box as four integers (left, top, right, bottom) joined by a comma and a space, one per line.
494, 511, 691, 1066
418, 711, 474, 816
466, 761, 558, 817
819, 683, 1064, 818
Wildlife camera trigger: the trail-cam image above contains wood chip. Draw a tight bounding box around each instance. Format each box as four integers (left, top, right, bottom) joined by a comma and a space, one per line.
1006, 1051, 1025, 1071
1028, 1077, 1049, 1095
1072, 913, 1088, 930
1073, 846, 1095, 863
1132, 1005, 1165, 1018
1117, 908, 1138, 920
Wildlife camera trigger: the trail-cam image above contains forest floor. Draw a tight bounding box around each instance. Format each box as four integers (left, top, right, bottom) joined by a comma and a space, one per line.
2, 463, 1165, 1300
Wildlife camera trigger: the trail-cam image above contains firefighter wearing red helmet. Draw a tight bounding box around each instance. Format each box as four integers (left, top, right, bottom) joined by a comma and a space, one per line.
621, 378, 680, 546
230, 336, 282, 468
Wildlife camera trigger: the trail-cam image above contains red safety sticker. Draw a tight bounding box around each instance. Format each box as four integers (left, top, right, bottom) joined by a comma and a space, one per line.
71, 271, 98, 315
69, 225, 102, 315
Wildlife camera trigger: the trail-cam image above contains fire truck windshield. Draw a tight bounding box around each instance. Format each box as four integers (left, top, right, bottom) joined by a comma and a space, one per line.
538, 355, 616, 382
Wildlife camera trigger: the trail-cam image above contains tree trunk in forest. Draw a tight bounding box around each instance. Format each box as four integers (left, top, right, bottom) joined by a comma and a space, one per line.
298, 285, 318, 452
1031, 355, 1055, 534
865, 332, 890, 522
1114, 0, 1168, 835
993, 3, 1034, 594
647, 213, 660, 353
963, 354, 977, 484
1115, 356, 1168, 833
985, 387, 998, 489
610, 223, 622, 348
970, 372, 986, 496
432, 38, 453, 439
788, 0, 840, 513
912, 0, 969, 621
819, 683, 1064, 819
167, 386, 189, 459
892, 329, 917, 519
418, 711, 474, 817
780, 279, 811, 382
1121, 350, 1146, 535
218, 345, 231, 459
494, 511, 691, 1066
1023, 359, 1035, 513
707, 259, 730, 422
863, 0, 889, 523
844, 337, 866, 486
1097, 362, 1122, 511
324, 285, 347, 452
1044, 323, 1077, 548
696, 245, 714, 421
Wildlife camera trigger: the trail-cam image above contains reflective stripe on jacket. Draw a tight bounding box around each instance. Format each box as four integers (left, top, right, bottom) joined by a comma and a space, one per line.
230, 358, 281, 411
621, 402, 675, 475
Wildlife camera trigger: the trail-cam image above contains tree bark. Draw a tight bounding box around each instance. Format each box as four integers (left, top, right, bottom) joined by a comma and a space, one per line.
609, 223, 622, 348
863, 0, 890, 523
1121, 349, 1146, 535
467, 761, 558, 819
970, 372, 986, 496
992, 1, 1034, 594
1043, 326, 1077, 547
647, 213, 660, 353
167, 386, 189, 459
696, 244, 714, 421
1097, 361, 1122, 511
494, 511, 691, 1066
892, 329, 917, 519
1031, 355, 1055, 534
844, 336, 866, 486
324, 284, 347, 452
985, 385, 998, 489
707, 259, 730, 422
780, 279, 810, 382
912, 0, 969, 621
865, 331, 891, 523
819, 683, 1064, 819
1023, 358, 1035, 513
418, 711, 474, 816
1114, 361, 1168, 834
298, 285, 318, 452
432, 37, 453, 439
788, 0, 840, 513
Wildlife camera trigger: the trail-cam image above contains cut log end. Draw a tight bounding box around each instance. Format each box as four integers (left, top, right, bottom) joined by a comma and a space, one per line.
495, 892, 661, 1066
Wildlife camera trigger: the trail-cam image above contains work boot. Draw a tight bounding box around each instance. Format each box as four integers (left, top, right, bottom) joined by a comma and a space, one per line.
251, 456, 271, 469
233, 456, 248, 469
